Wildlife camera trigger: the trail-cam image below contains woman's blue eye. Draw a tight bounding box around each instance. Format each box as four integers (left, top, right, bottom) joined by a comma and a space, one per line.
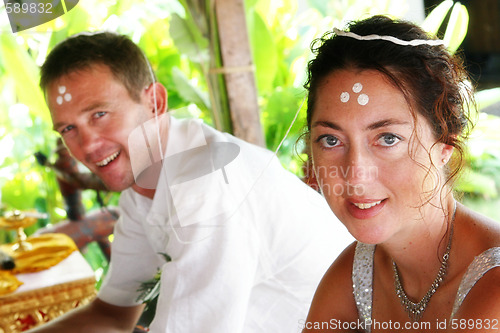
378, 133, 401, 146
94, 111, 106, 118
317, 135, 340, 148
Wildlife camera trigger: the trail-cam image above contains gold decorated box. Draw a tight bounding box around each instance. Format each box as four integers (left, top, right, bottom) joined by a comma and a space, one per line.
0, 250, 96, 332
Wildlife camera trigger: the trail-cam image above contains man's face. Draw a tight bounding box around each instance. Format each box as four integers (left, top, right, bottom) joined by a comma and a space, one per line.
47, 64, 155, 192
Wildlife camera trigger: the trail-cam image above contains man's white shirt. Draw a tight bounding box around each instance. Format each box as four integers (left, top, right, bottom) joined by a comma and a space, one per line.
98, 115, 353, 332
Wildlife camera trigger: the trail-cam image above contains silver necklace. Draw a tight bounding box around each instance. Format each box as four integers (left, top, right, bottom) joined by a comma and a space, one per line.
392, 205, 456, 322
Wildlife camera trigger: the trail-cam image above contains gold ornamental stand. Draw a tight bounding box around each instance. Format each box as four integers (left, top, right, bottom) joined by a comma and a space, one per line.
0, 210, 40, 253
0, 210, 96, 332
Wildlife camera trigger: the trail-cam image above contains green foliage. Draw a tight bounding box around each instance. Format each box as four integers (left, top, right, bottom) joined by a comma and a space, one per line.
81, 241, 109, 290
442, 3, 468, 54
169, 13, 209, 63
246, 7, 278, 93
0, 30, 60, 243
421, 0, 454, 34
457, 111, 500, 201
171, 66, 210, 111
422, 0, 468, 54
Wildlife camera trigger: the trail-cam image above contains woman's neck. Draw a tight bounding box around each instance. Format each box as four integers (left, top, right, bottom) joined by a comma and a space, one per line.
377, 196, 456, 295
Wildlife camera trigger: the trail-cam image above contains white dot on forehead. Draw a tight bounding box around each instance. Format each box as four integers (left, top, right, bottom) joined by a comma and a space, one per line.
340, 92, 350, 103
58, 86, 66, 94
56, 96, 63, 105
352, 83, 363, 93
64, 93, 72, 102
358, 94, 369, 106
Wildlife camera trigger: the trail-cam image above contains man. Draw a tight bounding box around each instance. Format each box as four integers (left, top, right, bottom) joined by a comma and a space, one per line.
29, 32, 352, 332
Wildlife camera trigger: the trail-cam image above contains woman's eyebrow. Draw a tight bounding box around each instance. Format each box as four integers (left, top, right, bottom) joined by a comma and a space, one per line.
311, 118, 410, 131
311, 120, 342, 131
366, 118, 410, 131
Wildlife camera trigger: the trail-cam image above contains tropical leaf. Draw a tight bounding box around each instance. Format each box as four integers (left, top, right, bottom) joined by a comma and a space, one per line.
171, 66, 210, 110
262, 87, 306, 153
246, 8, 278, 93
169, 13, 209, 63
0, 34, 49, 122
443, 3, 468, 54
421, 0, 453, 35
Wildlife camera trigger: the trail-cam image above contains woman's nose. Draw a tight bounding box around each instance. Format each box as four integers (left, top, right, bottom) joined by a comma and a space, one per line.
344, 146, 377, 184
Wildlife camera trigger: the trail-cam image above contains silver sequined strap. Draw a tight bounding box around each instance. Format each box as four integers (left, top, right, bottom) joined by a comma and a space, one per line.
451, 247, 500, 319
352, 242, 376, 333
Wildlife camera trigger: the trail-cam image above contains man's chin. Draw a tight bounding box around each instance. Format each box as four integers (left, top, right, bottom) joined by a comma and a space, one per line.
100, 179, 135, 193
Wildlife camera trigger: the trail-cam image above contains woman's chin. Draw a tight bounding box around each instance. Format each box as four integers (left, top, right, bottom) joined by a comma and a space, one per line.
346, 224, 390, 245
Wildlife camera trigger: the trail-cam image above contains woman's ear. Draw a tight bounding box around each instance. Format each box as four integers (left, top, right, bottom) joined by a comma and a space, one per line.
438, 143, 454, 166
144, 82, 168, 115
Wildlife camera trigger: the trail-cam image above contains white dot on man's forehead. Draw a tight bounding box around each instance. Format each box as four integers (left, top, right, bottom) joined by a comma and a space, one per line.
58, 86, 66, 94
56, 96, 63, 105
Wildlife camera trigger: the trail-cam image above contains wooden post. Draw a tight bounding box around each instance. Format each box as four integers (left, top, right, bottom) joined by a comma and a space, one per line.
214, 0, 265, 146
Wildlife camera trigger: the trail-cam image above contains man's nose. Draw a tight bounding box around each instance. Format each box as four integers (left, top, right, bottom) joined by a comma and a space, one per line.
79, 127, 101, 154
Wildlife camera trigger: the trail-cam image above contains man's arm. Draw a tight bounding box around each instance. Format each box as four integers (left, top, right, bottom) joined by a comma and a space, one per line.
26, 298, 145, 333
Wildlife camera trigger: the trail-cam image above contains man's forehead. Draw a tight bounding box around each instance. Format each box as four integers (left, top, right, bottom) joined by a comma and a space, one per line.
46, 62, 142, 105
48, 65, 122, 96
60, 63, 113, 81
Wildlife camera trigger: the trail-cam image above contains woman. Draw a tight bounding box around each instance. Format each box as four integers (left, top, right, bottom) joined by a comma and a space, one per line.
303, 15, 500, 332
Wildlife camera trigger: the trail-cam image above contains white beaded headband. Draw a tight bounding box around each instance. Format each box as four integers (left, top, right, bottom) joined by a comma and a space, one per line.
333, 28, 445, 47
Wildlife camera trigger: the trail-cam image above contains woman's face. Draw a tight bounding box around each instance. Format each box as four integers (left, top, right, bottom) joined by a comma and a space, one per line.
310, 69, 451, 245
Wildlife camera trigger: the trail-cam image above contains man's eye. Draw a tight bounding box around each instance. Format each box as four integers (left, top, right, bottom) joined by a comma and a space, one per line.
94, 111, 106, 119
317, 135, 341, 148
377, 133, 401, 147
60, 125, 74, 134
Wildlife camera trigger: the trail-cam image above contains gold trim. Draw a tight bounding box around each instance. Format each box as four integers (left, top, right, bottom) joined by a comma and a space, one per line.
0, 277, 96, 333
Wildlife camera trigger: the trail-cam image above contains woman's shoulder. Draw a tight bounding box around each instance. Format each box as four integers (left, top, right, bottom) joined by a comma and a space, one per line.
452, 203, 500, 323
328, 240, 360, 272
321, 241, 358, 285
451, 252, 500, 324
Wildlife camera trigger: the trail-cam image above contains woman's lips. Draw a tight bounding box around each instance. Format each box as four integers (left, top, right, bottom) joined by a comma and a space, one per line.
352, 200, 382, 209
346, 198, 387, 219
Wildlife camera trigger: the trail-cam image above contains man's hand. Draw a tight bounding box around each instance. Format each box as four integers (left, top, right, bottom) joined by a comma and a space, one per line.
26, 298, 145, 333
